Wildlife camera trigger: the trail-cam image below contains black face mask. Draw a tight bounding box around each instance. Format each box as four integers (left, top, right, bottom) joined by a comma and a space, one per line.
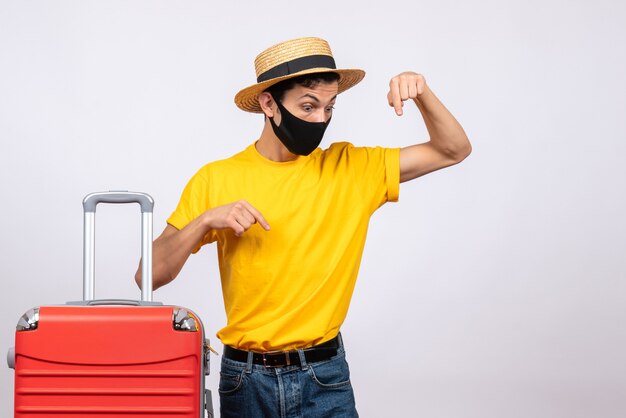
268, 93, 331, 156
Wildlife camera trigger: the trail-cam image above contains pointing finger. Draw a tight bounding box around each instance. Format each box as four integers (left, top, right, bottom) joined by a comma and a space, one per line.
388, 78, 404, 116
240, 200, 270, 231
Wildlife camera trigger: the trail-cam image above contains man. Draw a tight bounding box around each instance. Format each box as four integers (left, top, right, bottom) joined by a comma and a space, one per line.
136, 37, 471, 417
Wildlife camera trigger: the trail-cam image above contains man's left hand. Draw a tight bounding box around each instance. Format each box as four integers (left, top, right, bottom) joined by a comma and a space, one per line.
387, 72, 427, 116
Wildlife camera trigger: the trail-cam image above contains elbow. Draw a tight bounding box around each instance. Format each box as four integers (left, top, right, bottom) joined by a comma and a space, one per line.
457, 140, 472, 162
449, 135, 472, 164
134, 269, 155, 291
430, 127, 472, 165
135, 262, 169, 292
134, 270, 143, 289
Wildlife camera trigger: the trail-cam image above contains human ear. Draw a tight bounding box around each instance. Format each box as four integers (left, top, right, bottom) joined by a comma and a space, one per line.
258, 92, 275, 118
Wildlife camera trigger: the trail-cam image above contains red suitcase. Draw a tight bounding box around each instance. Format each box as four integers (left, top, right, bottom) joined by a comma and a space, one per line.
8, 191, 214, 417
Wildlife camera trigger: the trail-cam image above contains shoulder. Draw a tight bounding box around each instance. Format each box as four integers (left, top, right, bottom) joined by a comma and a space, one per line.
322, 141, 394, 154
192, 145, 254, 179
317, 142, 355, 161
319, 142, 393, 162
323, 141, 354, 153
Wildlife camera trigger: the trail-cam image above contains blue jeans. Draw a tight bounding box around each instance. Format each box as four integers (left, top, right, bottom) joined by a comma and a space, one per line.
218, 339, 358, 418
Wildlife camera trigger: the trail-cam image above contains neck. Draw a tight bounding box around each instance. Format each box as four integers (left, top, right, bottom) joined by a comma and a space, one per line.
255, 119, 298, 162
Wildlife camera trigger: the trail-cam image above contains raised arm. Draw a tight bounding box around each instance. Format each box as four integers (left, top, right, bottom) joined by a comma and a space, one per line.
387, 72, 471, 182
135, 200, 270, 290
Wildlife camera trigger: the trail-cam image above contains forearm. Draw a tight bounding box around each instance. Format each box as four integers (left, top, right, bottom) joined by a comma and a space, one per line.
135, 214, 211, 290
413, 85, 471, 159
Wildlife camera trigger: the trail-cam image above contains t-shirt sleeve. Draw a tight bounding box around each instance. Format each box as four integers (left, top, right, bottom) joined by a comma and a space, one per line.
339, 143, 400, 212
167, 167, 216, 252
383, 147, 400, 202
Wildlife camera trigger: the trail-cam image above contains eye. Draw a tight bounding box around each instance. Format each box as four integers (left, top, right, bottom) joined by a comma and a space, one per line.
325, 105, 335, 113
302, 104, 314, 112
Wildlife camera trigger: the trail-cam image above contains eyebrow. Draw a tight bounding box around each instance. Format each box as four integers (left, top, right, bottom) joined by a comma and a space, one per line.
298, 93, 337, 104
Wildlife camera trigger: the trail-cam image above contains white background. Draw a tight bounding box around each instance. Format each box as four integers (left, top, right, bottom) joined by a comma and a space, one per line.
1, 1, 625, 417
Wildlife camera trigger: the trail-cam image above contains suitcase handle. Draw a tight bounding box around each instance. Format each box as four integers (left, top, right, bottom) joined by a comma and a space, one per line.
85, 299, 144, 306
82, 191, 154, 302
83, 191, 154, 213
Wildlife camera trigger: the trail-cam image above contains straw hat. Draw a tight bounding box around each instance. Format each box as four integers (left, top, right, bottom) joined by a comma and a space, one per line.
234, 37, 365, 113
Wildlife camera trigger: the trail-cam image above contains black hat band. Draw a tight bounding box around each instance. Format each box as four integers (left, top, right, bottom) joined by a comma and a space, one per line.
257, 55, 337, 83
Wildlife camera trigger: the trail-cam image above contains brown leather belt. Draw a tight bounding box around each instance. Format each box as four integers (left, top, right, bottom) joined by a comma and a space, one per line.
223, 336, 340, 368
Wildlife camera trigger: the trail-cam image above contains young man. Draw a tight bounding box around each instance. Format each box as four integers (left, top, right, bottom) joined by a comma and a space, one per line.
136, 37, 471, 417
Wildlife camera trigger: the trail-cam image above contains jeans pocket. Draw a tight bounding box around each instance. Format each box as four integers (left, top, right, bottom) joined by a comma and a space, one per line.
218, 368, 245, 395
307, 354, 352, 389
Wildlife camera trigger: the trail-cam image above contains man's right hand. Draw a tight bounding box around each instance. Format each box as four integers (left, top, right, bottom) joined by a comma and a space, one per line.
203, 199, 270, 237
136, 199, 269, 290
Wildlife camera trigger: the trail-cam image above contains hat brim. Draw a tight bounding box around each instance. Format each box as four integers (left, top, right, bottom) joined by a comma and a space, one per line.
234, 68, 365, 113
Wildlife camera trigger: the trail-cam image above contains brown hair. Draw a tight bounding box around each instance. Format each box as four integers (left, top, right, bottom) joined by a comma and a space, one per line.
264, 72, 340, 102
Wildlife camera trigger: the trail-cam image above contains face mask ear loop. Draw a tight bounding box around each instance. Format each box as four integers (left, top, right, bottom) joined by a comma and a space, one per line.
269, 92, 282, 124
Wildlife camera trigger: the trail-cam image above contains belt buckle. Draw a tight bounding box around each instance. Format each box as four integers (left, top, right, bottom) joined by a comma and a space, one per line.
262, 350, 291, 368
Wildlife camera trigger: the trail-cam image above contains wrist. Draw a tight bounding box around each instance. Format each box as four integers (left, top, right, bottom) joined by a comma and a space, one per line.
199, 210, 215, 230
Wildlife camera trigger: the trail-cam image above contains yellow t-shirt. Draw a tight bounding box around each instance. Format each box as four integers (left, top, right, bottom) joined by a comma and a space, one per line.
168, 142, 400, 351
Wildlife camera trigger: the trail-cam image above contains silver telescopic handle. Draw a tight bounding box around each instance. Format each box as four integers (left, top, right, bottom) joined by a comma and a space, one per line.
82, 191, 154, 302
